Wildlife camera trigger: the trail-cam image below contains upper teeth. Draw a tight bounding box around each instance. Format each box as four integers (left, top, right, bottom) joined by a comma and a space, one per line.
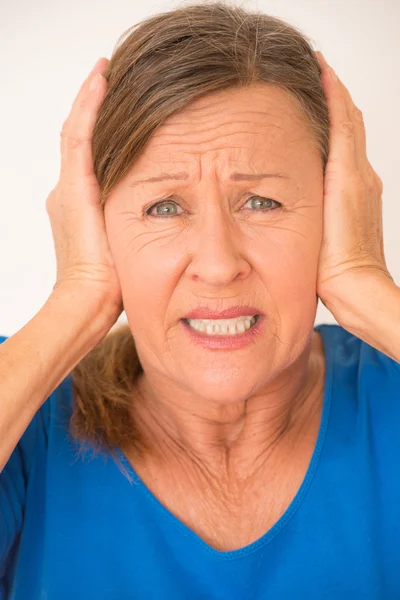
187, 315, 257, 335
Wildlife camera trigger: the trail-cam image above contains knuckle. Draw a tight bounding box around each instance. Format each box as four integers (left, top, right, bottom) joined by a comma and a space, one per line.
45, 193, 55, 214
374, 173, 384, 193
45, 186, 59, 212
365, 163, 375, 186
59, 119, 70, 139
77, 95, 91, 111
60, 130, 91, 151
339, 120, 355, 138
353, 106, 364, 125
366, 164, 383, 192
350, 171, 366, 194
60, 121, 91, 150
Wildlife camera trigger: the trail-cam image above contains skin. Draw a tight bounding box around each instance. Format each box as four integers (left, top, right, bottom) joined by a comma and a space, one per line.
53, 53, 395, 550
104, 83, 326, 494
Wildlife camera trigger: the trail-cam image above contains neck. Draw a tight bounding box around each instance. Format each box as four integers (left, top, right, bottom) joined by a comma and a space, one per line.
128, 332, 325, 482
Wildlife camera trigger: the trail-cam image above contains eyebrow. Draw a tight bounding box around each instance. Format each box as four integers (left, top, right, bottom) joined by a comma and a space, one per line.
128, 171, 290, 187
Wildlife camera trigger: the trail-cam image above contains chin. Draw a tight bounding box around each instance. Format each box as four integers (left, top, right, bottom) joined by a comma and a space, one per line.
181, 370, 263, 405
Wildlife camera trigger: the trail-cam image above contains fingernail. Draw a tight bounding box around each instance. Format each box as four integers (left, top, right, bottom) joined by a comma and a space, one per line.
89, 72, 102, 91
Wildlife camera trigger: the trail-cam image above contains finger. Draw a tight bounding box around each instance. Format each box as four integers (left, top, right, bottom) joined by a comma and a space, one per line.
317, 52, 367, 176
70, 57, 109, 114
321, 52, 368, 173
335, 78, 369, 175
60, 58, 109, 181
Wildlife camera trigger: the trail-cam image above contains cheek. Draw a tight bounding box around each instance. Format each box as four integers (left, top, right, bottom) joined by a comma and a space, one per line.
107, 222, 183, 333
260, 243, 318, 303
113, 249, 171, 318
256, 216, 321, 323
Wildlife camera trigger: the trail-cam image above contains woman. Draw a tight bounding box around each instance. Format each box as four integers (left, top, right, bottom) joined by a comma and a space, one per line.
1, 2, 399, 598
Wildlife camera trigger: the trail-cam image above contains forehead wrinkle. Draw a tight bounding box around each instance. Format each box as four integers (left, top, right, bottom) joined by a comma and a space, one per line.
153, 95, 301, 137
146, 124, 293, 161
158, 109, 290, 129
128, 92, 310, 187
152, 115, 291, 141
129, 134, 301, 189
148, 109, 306, 157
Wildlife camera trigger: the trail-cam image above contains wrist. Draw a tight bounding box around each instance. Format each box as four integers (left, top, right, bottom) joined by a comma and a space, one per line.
323, 272, 400, 363
45, 285, 120, 343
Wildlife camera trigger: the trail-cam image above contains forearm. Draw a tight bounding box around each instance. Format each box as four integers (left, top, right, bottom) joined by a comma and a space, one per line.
326, 273, 400, 364
0, 288, 114, 472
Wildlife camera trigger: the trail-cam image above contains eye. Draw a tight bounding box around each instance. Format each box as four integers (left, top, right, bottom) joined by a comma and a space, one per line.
145, 200, 182, 218
242, 196, 281, 212
144, 195, 281, 219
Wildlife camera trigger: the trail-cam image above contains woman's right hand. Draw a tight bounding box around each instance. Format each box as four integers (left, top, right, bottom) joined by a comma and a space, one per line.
46, 57, 123, 324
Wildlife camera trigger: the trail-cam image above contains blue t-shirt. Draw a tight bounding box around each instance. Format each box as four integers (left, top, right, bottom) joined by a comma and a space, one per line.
1, 323, 400, 599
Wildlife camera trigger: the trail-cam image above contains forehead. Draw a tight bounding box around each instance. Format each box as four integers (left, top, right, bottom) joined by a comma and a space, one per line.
131, 84, 314, 174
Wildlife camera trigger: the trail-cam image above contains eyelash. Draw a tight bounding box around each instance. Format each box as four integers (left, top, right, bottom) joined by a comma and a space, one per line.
144, 196, 282, 219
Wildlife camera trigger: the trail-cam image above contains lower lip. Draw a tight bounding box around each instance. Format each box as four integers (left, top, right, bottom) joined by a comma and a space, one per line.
180, 315, 265, 350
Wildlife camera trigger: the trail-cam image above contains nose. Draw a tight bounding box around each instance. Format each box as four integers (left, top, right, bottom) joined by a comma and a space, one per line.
185, 203, 251, 286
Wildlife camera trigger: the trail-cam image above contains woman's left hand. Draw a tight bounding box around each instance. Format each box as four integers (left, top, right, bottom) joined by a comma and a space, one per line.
315, 51, 395, 323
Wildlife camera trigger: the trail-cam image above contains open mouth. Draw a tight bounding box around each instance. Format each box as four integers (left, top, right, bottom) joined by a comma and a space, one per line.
182, 314, 261, 336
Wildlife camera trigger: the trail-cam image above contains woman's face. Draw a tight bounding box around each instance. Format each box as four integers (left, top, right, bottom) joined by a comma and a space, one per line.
104, 83, 324, 405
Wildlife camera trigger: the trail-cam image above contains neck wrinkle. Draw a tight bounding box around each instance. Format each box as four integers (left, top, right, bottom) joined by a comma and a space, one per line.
128, 333, 324, 482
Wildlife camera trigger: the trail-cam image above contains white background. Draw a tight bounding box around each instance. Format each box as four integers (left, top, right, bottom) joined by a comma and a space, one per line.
0, 0, 399, 337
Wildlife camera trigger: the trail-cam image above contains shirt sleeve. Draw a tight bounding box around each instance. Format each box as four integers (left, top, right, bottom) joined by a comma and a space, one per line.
360, 335, 400, 384
0, 335, 50, 576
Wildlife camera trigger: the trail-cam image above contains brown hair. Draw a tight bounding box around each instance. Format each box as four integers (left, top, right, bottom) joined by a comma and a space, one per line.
69, 0, 329, 479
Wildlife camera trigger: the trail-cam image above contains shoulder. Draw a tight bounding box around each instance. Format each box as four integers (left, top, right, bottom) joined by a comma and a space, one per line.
316, 322, 400, 378
316, 324, 400, 439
